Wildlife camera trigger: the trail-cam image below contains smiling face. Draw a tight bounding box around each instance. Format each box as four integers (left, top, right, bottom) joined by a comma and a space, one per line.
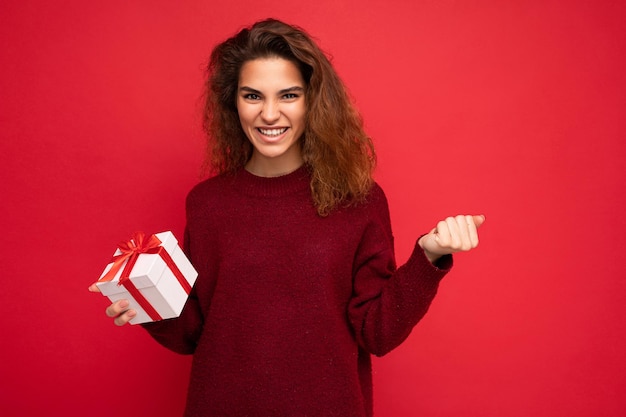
237, 57, 307, 177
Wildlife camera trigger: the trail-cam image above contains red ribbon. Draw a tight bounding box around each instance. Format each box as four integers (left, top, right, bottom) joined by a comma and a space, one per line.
99, 231, 192, 321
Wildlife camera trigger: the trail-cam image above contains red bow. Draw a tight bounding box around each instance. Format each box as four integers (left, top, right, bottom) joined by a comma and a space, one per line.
99, 231, 162, 285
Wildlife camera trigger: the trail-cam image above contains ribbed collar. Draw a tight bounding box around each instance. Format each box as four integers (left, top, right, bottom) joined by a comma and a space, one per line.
233, 165, 311, 198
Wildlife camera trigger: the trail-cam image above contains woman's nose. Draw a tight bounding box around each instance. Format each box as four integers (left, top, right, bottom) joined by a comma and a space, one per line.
260, 100, 280, 123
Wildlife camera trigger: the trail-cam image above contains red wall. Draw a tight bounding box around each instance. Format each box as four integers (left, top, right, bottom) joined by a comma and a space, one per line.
1, 1, 625, 416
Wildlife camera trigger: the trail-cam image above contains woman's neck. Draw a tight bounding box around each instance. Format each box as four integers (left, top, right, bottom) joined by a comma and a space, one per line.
244, 155, 304, 178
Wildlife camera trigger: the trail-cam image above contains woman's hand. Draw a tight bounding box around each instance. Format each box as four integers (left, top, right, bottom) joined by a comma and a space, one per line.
88, 283, 137, 326
418, 214, 485, 264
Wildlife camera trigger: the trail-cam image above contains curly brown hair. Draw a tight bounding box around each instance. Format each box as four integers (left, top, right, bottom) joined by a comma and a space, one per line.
203, 18, 376, 216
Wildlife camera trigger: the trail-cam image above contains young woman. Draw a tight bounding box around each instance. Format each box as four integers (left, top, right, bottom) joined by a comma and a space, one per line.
90, 18, 484, 417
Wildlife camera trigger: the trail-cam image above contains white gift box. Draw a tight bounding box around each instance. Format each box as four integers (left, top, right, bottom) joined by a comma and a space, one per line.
96, 231, 198, 325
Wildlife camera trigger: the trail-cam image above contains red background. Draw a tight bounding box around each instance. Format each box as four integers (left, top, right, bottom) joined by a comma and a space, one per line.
1, 1, 625, 416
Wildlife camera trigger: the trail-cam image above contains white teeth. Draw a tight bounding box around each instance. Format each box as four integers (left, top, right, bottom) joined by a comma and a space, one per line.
258, 128, 287, 136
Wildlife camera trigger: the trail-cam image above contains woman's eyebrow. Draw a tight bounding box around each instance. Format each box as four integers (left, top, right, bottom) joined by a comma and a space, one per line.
239, 86, 262, 95
278, 86, 305, 94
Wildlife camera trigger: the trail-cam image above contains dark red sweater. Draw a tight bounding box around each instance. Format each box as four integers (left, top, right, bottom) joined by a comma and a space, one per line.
143, 166, 452, 417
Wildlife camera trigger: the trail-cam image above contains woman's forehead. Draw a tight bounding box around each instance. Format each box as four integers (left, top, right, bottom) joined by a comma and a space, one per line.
239, 58, 305, 90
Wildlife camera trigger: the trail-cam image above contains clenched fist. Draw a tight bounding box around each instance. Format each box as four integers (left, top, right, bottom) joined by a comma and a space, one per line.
418, 215, 485, 264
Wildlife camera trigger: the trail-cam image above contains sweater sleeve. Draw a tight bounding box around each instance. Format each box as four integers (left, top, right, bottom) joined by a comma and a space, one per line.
347, 188, 452, 357
141, 226, 204, 355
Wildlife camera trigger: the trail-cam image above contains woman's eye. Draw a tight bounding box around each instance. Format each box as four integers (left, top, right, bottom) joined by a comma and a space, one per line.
282, 93, 298, 100
244, 93, 261, 100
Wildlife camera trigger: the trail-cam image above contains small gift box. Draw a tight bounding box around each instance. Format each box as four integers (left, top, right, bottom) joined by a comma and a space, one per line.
96, 231, 198, 324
